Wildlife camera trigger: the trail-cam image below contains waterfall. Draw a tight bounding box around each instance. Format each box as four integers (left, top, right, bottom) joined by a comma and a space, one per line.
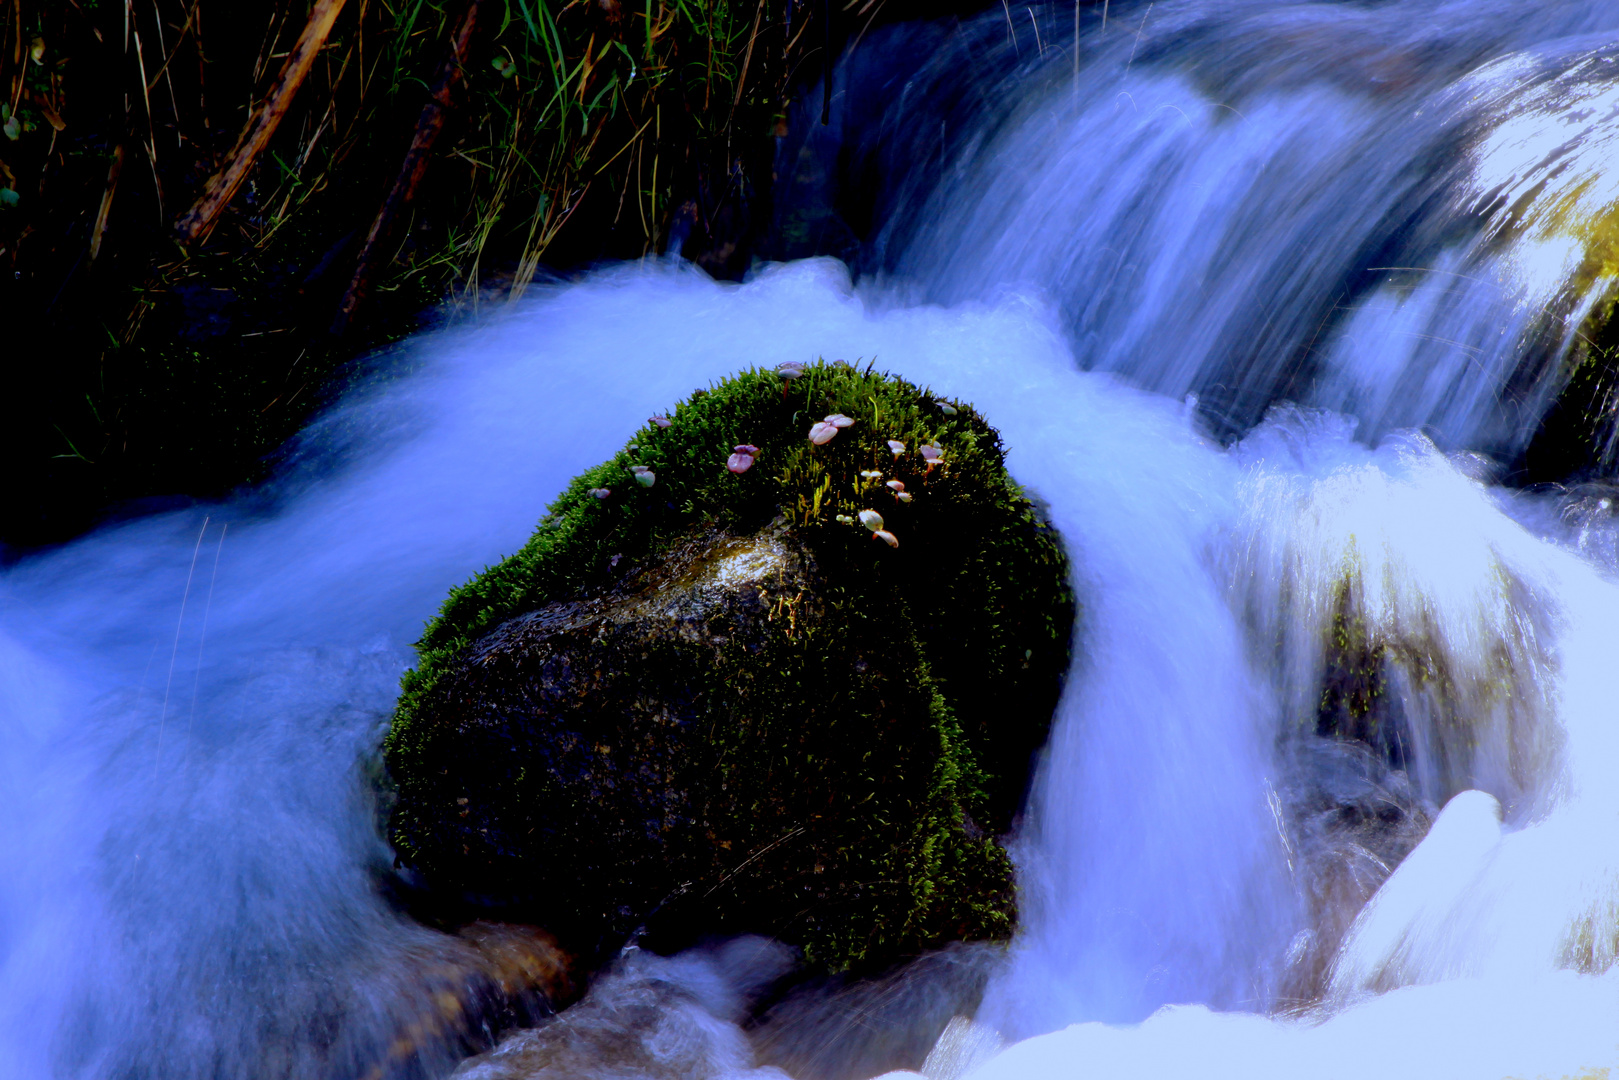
853, 0, 1619, 460
4, 0, 1619, 1076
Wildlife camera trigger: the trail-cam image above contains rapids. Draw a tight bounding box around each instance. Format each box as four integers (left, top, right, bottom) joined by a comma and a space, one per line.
4, 0, 1619, 1077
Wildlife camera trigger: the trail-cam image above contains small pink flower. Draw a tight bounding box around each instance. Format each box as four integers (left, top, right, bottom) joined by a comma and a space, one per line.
776, 361, 806, 381
589, 488, 611, 499
824, 414, 855, 428
886, 440, 905, 456
735, 444, 760, 455
727, 447, 756, 474
809, 421, 838, 445
886, 480, 905, 492
873, 529, 898, 547
919, 444, 944, 473
650, 415, 672, 428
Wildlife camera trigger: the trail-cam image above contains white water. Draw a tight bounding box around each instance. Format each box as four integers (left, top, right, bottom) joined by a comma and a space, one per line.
4, 0, 1619, 1076
878, 0, 1619, 457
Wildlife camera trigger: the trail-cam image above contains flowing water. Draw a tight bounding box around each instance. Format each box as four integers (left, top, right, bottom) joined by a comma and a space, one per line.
5, 0, 1619, 1076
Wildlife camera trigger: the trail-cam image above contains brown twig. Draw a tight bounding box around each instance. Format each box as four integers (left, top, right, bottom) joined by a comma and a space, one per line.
729, 0, 767, 117
9, 0, 23, 117
173, 0, 348, 246
88, 144, 125, 263
330, 0, 479, 334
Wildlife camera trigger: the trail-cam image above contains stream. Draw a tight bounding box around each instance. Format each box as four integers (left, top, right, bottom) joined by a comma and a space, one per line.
3, 0, 1619, 1076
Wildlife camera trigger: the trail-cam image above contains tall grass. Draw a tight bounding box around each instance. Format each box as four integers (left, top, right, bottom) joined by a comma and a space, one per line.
0, 0, 815, 545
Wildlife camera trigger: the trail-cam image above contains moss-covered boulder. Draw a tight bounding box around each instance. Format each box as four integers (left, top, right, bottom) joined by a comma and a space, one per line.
384, 362, 1074, 973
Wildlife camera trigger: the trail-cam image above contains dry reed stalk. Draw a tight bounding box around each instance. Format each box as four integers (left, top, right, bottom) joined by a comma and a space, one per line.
131, 24, 164, 218
331, 0, 480, 333
149, 0, 182, 148
174, 0, 349, 245
8, 0, 22, 116
730, 0, 766, 113
88, 143, 126, 263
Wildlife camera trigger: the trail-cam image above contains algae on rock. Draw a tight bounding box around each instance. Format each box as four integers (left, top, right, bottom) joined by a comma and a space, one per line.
384, 362, 1074, 973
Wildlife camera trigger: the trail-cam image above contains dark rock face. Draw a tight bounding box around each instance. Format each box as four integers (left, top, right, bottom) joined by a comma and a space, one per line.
385, 364, 1075, 974
395, 521, 1026, 969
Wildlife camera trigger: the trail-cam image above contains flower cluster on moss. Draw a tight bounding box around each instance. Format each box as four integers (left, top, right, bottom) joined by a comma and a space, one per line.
398, 360, 1062, 688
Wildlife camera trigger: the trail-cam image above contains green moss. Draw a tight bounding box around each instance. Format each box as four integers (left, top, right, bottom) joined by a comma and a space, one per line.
392, 360, 1070, 797
385, 362, 1073, 972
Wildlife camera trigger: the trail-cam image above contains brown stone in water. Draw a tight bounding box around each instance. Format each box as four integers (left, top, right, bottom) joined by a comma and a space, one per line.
363, 924, 572, 1080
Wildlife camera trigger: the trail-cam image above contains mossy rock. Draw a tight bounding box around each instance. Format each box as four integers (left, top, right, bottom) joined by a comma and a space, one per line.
1519, 285, 1619, 482
384, 362, 1075, 973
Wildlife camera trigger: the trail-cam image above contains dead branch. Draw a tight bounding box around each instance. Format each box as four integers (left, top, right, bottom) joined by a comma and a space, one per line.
331, 0, 480, 335
173, 0, 348, 246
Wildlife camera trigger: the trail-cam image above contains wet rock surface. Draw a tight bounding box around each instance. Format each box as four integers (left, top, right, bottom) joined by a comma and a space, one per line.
749, 943, 1002, 1080
385, 364, 1075, 974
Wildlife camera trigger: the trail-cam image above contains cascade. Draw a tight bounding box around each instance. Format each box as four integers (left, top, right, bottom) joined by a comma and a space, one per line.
3, 1, 1619, 1077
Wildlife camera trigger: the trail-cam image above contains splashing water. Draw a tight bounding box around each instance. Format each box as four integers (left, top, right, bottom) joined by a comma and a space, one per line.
821, 0, 1619, 457
5, 0, 1619, 1076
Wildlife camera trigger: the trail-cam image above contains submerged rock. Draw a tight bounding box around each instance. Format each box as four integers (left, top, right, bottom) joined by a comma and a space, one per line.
385, 363, 1074, 973
1274, 738, 1434, 1004
749, 943, 1002, 1080
450, 938, 792, 1080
